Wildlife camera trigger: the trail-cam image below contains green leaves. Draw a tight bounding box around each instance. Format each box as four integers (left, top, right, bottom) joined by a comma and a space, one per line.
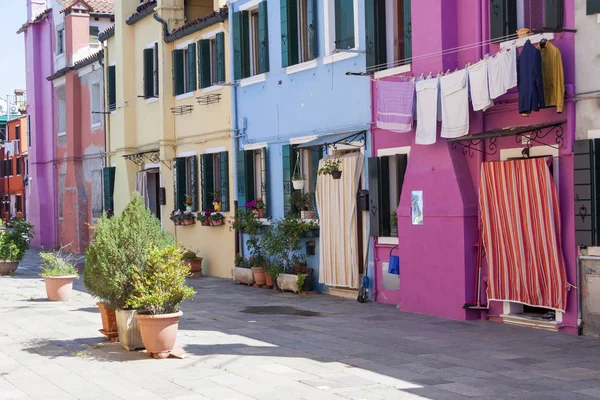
39, 249, 78, 278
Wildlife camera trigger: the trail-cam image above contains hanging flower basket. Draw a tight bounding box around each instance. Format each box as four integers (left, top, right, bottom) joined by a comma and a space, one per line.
170, 209, 195, 226
209, 216, 225, 226
332, 171, 342, 179
292, 179, 305, 190
175, 218, 195, 226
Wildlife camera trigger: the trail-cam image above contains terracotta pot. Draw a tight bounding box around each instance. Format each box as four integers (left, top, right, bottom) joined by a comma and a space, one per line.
44, 276, 76, 301
265, 274, 273, 287
181, 218, 195, 226
332, 171, 342, 179
0, 260, 19, 276
115, 309, 145, 351
183, 257, 203, 277
97, 302, 118, 342
301, 210, 316, 220
254, 208, 265, 218
200, 219, 210, 226
209, 218, 224, 226
135, 311, 183, 359
233, 267, 254, 284
251, 267, 267, 285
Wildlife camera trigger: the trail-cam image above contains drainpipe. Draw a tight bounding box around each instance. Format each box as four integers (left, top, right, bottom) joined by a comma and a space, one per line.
576, 253, 597, 336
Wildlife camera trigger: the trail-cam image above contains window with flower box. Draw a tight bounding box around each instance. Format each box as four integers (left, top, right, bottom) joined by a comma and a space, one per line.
282, 144, 322, 216
200, 152, 230, 212
237, 148, 268, 216
173, 156, 198, 211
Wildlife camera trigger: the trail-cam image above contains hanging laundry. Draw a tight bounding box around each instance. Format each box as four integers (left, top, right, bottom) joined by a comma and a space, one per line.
440, 69, 469, 138
504, 43, 518, 91
415, 76, 440, 145
468, 59, 493, 111
376, 77, 415, 133
487, 51, 506, 99
518, 40, 545, 116
537, 41, 564, 113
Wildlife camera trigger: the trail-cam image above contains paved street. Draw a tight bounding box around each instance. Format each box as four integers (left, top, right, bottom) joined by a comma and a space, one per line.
2, 251, 600, 399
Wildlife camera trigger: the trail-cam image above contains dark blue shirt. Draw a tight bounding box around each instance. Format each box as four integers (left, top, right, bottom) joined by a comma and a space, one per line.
518, 40, 545, 115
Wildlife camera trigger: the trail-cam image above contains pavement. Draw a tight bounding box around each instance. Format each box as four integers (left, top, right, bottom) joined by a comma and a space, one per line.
3, 251, 600, 399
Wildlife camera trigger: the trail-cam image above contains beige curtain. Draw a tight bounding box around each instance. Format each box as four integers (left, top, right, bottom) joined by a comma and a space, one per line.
316, 152, 364, 288
135, 171, 149, 207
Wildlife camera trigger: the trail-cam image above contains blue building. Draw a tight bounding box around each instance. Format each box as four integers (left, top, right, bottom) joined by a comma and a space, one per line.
228, 0, 371, 291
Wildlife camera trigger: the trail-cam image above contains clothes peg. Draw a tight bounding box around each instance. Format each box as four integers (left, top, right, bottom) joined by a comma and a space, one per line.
427, 71, 432, 79
540, 38, 547, 49
446, 69, 451, 75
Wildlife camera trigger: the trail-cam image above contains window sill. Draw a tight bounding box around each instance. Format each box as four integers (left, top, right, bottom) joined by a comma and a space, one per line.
240, 73, 267, 87
91, 122, 102, 129
499, 32, 554, 50
374, 64, 412, 79
257, 218, 270, 225
378, 237, 399, 245
323, 51, 358, 65
145, 97, 159, 104
202, 85, 223, 93
57, 131, 66, 137
110, 110, 116, 116
175, 92, 194, 101
286, 59, 318, 75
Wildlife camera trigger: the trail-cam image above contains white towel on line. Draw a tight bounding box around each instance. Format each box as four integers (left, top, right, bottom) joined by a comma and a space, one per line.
415, 77, 440, 145
440, 69, 469, 138
468, 59, 494, 111
503, 43, 518, 91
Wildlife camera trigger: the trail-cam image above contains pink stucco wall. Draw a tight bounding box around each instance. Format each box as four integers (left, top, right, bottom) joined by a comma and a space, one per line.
371, 0, 577, 332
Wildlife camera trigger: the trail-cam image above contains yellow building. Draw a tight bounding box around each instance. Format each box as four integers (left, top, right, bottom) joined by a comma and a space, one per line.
101, 0, 235, 278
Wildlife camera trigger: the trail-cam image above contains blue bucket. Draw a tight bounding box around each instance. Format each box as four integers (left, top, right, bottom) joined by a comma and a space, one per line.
388, 247, 399, 275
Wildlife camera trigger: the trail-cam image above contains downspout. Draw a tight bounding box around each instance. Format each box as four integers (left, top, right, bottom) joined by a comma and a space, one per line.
100, 48, 109, 173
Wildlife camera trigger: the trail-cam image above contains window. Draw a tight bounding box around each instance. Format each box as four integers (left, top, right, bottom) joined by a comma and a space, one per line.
281, 0, 317, 67
0, 126, 5, 142
588, 0, 600, 15
233, 1, 269, 80
92, 170, 103, 218
368, 154, 408, 237
15, 195, 22, 214
107, 65, 116, 111
57, 29, 64, 54
143, 43, 159, 98
103, 167, 115, 212
174, 156, 198, 211
334, 0, 355, 50
282, 145, 322, 215
16, 157, 21, 175
366, 0, 412, 70
237, 148, 268, 215
6, 159, 13, 177
58, 173, 65, 218
27, 115, 30, 147
89, 26, 100, 45
57, 96, 66, 135
91, 83, 102, 126
200, 152, 230, 212
197, 32, 226, 88
172, 44, 196, 96
490, 0, 564, 41
15, 125, 20, 141
2, 196, 8, 215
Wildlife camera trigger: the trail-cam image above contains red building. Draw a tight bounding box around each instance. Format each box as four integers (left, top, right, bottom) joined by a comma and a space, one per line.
1, 115, 28, 221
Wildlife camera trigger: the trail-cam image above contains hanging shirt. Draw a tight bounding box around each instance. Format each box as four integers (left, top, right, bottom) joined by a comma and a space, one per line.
376, 77, 415, 132
504, 44, 518, 91
537, 41, 564, 113
518, 40, 545, 115
415, 76, 440, 145
468, 59, 493, 111
440, 69, 469, 138
487, 52, 506, 99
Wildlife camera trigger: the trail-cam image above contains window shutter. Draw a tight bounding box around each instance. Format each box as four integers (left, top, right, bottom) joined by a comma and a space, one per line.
187, 43, 197, 92
258, 1, 270, 73
143, 48, 154, 98
308, 0, 317, 60
365, 0, 387, 70
191, 156, 199, 212
220, 151, 230, 212
173, 157, 187, 211
280, 0, 299, 67
395, 154, 408, 201
108, 65, 116, 111
261, 147, 269, 217
233, 11, 243, 80
198, 39, 211, 89
574, 140, 597, 246
311, 148, 323, 218
335, 0, 355, 50
368, 157, 382, 237
490, 0, 518, 42
216, 32, 226, 83
237, 149, 255, 208
403, 0, 412, 61
103, 166, 116, 212
282, 144, 296, 214
172, 50, 185, 95
379, 156, 391, 237
153, 42, 159, 96
201, 154, 214, 212
241, 11, 251, 78
545, 0, 563, 28
588, 0, 600, 14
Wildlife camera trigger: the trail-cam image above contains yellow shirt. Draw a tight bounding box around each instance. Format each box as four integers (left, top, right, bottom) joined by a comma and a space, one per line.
537, 42, 565, 113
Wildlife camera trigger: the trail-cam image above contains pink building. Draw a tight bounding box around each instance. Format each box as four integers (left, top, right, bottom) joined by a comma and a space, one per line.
370, 0, 577, 333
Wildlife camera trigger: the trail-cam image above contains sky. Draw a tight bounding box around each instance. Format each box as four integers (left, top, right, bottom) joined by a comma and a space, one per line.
0, 2, 27, 103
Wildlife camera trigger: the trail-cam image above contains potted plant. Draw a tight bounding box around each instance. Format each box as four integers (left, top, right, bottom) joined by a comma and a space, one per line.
233, 253, 254, 284
302, 219, 320, 238
249, 254, 267, 286
318, 159, 342, 179
170, 210, 196, 226
0, 219, 34, 276
182, 248, 203, 277
128, 245, 196, 359
291, 191, 315, 220
292, 176, 305, 190
85, 193, 176, 351
390, 211, 398, 237
39, 248, 79, 302
197, 210, 212, 226
245, 198, 265, 219
209, 212, 225, 226
184, 195, 193, 211
211, 191, 221, 212
267, 262, 283, 289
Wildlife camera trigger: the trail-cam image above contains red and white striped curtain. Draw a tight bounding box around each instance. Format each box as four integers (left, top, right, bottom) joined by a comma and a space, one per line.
479, 158, 568, 312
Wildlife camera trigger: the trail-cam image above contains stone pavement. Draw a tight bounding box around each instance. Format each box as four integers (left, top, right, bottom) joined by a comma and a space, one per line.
3, 251, 600, 399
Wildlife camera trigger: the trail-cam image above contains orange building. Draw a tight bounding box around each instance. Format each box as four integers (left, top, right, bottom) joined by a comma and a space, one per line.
1, 115, 28, 221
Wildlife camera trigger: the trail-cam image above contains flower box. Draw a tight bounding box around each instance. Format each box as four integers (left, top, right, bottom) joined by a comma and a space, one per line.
174, 218, 195, 226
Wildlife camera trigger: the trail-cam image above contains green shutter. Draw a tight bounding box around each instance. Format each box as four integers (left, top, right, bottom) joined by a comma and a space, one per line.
233, 12, 243, 80
154, 42, 159, 96
280, 0, 299, 67
403, 0, 412, 61
490, 0, 517, 42
103, 166, 116, 212
108, 65, 116, 110
237, 150, 255, 208
220, 152, 230, 212
261, 148, 269, 217
307, 0, 317, 60
311, 148, 323, 218
143, 48, 154, 97
172, 50, 185, 95
380, 156, 391, 237
545, 0, 563, 28
174, 158, 187, 211
258, 1, 270, 73
588, 0, 600, 14
187, 43, 197, 92
201, 154, 214, 212
216, 32, 226, 83
282, 145, 296, 215
198, 39, 211, 89
365, 0, 386, 70
191, 156, 199, 212
368, 157, 382, 237
241, 11, 250, 78
335, 0, 355, 50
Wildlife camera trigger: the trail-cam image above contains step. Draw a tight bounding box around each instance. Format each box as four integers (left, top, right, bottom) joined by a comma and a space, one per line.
501, 314, 558, 332
328, 287, 359, 300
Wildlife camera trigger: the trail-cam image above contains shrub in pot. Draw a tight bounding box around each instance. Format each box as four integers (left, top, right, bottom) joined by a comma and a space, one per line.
249, 254, 267, 285
127, 245, 195, 359
182, 248, 203, 277
39, 249, 79, 301
0, 219, 34, 276
85, 193, 176, 350
233, 253, 254, 284
291, 191, 315, 220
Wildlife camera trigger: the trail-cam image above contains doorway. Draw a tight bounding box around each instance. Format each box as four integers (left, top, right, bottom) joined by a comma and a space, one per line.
136, 168, 161, 221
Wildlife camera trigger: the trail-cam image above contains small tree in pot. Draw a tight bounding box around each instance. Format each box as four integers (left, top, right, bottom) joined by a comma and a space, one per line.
39, 248, 79, 301
291, 191, 315, 220
127, 245, 195, 359
182, 248, 203, 277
